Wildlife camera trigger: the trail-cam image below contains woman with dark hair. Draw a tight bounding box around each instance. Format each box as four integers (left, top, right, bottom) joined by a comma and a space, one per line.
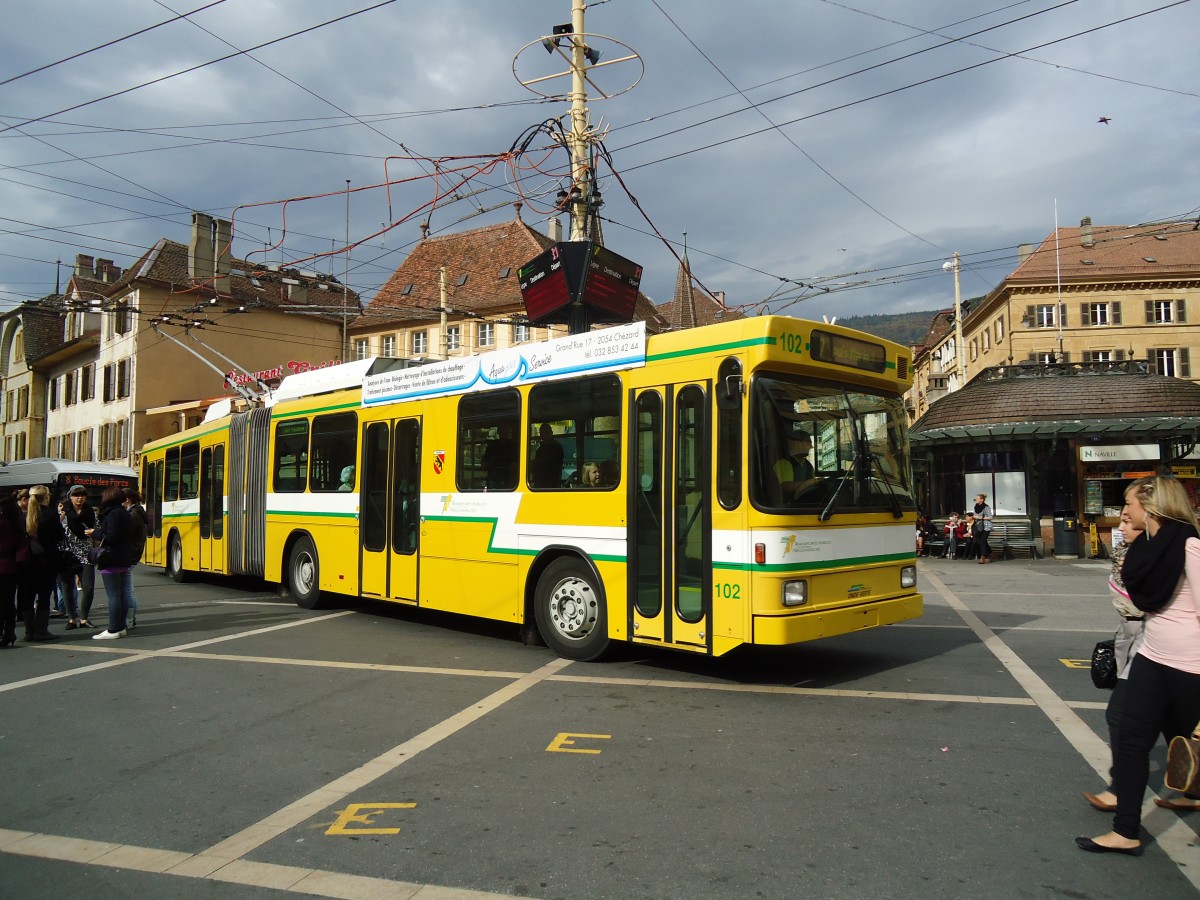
0, 492, 24, 647
1077, 476, 1200, 856
91, 485, 135, 641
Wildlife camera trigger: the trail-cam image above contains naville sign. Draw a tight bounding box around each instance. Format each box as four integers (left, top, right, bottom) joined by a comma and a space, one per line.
518, 241, 642, 327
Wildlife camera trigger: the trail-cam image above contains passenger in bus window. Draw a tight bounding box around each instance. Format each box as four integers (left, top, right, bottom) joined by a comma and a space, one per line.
337, 465, 356, 492
530, 423, 564, 488
774, 424, 817, 499
482, 423, 516, 490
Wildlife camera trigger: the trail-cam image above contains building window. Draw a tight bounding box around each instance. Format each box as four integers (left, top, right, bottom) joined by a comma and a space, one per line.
1083, 350, 1112, 363
48, 435, 60, 457
1151, 348, 1191, 378
64, 371, 76, 406
115, 300, 132, 335
994, 318, 1004, 343
1027, 304, 1065, 328
1031, 351, 1057, 364
117, 358, 130, 399
447, 326, 461, 352
48, 377, 59, 411
412, 331, 428, 355
478, 322, 495, 348
513, 322, 530, 344
982, 330, 990, 352
1146, 299, 1186, 324
82, 364, 95, 401
969, 337, 978, 361
79, 429, 92, 461
355, 338, 370, 360
1085, 302, 1121, 326
103, 364, 114, 402
18, 387, 28, 419
381, 335, 396, 358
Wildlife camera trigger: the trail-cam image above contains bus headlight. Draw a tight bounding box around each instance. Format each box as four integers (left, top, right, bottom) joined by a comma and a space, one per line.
901, 565, 916, 589
782, 579, 808, 607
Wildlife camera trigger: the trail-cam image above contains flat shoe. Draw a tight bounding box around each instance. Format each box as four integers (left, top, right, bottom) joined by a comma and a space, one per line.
1083, 791, 1117, 812
1154, 797, 1200, 811
1075, 836, 1143, 856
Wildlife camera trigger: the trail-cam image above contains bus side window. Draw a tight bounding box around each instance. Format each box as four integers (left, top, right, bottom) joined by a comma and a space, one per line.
180, 441, 200, 500
309, 412, 358, 492
457, 390, 520, 493
274, 419, 309, 492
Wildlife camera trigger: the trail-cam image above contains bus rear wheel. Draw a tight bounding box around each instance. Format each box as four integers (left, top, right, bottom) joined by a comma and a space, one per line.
534, 558, 609, 661
288, 536, 325, 610
166, 533, 191, 583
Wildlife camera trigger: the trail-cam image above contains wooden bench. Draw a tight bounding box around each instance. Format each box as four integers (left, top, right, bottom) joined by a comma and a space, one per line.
992, 518, 1041, 559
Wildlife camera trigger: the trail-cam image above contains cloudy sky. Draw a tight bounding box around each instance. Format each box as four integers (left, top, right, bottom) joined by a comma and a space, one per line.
1, 0, 1196, 323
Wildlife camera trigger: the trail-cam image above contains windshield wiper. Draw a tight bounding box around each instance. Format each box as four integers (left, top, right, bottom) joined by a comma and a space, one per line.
869, 452, 904, 519
819, 455, 856, 522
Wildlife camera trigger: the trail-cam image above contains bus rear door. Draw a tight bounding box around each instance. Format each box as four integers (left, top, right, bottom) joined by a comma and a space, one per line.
629, 383, 712, 652
199, 443, 225, 572
360, 418, 421, 602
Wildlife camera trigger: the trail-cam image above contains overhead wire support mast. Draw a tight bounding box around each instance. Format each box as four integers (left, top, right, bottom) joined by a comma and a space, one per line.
150, 321, 267, 403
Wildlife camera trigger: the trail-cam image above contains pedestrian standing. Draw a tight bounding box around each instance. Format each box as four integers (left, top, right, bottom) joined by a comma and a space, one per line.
19, 485, 66, 642
0, 492, 24, 648
122, 487, 147, 629
92, 485, 135, 641
62, 485, 98, 628
973, 493, 995, 564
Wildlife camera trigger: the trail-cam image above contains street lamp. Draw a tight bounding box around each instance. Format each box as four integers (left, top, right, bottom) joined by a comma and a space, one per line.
942, 253, 965, 388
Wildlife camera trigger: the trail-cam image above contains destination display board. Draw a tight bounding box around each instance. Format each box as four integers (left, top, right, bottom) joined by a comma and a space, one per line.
518, 241, 642, 328
809, 329, 888, 373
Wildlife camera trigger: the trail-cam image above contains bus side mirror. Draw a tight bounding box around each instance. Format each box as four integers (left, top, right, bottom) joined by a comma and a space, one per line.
715, 358, 742, 411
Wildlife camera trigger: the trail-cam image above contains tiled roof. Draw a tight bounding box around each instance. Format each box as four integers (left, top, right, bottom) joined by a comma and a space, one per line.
912, 363, 1200, 433
358, 215, 668, 333
21, 295, 68, 363
111, 239, 357, 317
1009, 221, 1200, 285
657, 291, 744, 329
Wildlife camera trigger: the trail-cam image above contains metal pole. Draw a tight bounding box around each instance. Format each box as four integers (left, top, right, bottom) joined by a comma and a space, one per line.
568, 0, 589, 241
952, 252, 965, 386
343, 179, 350, 362
439, 266, 449, 360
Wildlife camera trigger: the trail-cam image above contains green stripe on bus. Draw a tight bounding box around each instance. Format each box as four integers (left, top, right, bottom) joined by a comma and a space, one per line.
266, 510, 357, 519
270, 399, 360, 419
646, 335, 775, 363
751, 551, 913, 572
424, 515, 627, 562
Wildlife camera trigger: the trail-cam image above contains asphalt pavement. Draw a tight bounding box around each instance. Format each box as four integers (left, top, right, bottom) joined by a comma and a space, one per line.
0, 555, 1197, 899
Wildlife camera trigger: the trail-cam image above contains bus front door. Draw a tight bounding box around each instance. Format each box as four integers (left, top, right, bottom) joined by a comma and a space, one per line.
630, 384, 712, 652
360, 418, 421, 602
198, 444, 225, 572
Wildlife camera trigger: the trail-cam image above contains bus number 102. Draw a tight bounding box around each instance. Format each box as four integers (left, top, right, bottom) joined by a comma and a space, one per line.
715, 582, 742, 599
779, 332, 805, 355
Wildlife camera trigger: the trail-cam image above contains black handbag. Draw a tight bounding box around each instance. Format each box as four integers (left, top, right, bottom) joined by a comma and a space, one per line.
1091, 638, 1118, 690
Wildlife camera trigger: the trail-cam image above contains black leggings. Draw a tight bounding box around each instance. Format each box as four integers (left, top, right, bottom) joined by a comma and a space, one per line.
1111, 654, 1200, 839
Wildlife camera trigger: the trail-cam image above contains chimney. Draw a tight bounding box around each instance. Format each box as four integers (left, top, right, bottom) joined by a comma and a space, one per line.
1017, 243, 1034, 264
95, 259, 121, 283
75, 254, 95, 278
547, 216, 562, 242
214, 217, 232, 295
514, 200, 523, 220
1080, 216, 1094, 248
420, 220, 429, 240
189, 212, 215, 282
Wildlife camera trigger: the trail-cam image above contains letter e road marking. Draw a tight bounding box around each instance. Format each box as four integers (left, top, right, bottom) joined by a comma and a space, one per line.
547, 732, 611, 754
1060, 659, 1090, 669
326, 802, 416, 835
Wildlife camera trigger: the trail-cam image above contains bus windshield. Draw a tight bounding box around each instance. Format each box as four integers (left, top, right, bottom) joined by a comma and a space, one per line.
750, 373, 916, 515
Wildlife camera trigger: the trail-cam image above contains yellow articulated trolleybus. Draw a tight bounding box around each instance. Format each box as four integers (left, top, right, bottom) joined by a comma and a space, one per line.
139, 316, 922, 660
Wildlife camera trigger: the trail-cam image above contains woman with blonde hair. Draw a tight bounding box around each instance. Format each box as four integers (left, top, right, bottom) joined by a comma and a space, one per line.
1078, 475, 1200, 855
17, 484, 67, 642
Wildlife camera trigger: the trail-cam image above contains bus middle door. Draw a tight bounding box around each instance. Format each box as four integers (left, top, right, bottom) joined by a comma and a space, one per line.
360, 418, 421, 602
198, 444, 225, 573
629, 383, 712, 652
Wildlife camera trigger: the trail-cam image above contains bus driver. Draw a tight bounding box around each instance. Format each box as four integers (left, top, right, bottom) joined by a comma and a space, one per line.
774, 424, 818, 500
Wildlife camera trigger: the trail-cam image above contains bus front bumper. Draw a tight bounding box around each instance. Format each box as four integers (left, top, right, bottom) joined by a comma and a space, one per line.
751, 593, 923, 645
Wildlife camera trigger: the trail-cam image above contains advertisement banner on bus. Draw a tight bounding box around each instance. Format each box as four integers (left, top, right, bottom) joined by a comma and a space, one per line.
363, 322, 646, 407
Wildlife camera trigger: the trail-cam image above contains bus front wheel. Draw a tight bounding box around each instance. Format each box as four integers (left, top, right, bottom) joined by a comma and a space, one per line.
534, 558, 609, 661
288, 536, 325, 610
166, 534, 191, 583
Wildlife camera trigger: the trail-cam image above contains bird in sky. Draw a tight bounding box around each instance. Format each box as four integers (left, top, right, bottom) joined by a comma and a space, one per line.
1098, 116, 1112, 124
